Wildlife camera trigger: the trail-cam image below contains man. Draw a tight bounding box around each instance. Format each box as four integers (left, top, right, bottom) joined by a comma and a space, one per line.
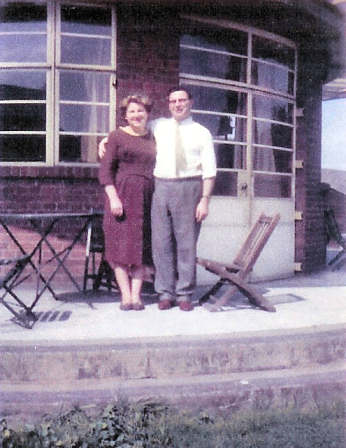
99, 87, 216, 311
151, 87, 216, 311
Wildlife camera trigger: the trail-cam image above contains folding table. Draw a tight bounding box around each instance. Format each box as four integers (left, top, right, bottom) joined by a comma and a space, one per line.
0, 211, 102, 327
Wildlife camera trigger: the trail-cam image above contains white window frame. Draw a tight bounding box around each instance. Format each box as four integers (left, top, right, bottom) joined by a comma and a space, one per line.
180, 15, 297, 198
0, 0, 116, 167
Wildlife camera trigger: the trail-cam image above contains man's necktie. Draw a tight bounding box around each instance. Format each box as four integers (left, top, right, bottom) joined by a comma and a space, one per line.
174, 121, 187, 175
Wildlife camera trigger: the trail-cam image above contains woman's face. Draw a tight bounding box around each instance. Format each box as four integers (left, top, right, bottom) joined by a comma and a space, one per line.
125, 101, 148, 132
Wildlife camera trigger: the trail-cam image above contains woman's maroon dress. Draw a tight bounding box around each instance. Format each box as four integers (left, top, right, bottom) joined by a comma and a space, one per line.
98, 128, 156, 267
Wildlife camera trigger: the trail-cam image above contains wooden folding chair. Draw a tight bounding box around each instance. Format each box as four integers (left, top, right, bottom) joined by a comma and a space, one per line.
197, 213, 280, 312
324, 208, 346, 270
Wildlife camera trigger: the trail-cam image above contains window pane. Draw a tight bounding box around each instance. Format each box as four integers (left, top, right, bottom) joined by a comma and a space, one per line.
181, 23, 247, 55
253, 95, 293, 123
0, 70, 46, 100
213, 171, 238, 196
253, 147, 292, 173
0, 135, 45, 162
254, 173, 291, 198
60, 71, 110, 102
181, 47, 246, 83
61, 5, 111, 35
253, 121, 292, 148
61, 35, 111, 65
252, 61, 293, 95
215, 143, 246, 169
60, 105, 108, 133
60, 135, 104, 163
0, 104, 45, 131
194, 113, 247, 143
0, 34, 46, 62
0, 3, 46, 32
252, 36, 295, 69
183, 84, 247, 115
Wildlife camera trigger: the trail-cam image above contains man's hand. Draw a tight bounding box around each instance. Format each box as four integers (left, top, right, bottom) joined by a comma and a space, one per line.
98, 137, 108, 159
195, 197, 209, 222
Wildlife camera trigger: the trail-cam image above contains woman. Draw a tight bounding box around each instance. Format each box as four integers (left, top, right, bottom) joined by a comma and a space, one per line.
98, 94, 156, 311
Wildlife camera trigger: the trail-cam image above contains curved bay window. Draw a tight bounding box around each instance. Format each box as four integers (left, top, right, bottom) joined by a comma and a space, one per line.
180, 19, 296, 198
0, 1, 115, 165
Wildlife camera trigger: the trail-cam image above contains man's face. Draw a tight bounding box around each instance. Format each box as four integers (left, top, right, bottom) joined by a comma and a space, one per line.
168, 90, 192, 122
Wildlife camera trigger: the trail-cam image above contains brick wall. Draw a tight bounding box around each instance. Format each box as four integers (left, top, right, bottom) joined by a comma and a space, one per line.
115, 4, 180, 122
0, 166, 104, 284
295, 81, 327, 272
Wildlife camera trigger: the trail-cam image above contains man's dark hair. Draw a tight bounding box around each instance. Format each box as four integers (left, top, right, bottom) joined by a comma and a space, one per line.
167, 86, 192, 100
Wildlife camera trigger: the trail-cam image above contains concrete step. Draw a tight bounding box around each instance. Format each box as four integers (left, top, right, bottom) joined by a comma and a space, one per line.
1, 325, 345, 385
1, 361, 345, 426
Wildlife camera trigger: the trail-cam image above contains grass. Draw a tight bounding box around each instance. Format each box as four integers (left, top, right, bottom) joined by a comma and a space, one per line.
0, 399, 344, 447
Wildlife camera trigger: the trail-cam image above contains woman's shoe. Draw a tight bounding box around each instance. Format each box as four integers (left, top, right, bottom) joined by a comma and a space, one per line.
120, 303, 133, 311
132, 302, 145, 311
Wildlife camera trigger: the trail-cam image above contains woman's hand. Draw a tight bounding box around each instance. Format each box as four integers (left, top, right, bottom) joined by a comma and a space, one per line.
105, 185, 123, 217
109, 196, 123, 217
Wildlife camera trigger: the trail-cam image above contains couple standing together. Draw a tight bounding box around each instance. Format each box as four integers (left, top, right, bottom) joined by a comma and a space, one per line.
98, 87, 216, 311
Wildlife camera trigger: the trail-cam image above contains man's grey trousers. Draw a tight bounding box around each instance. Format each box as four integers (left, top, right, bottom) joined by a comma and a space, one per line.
151, 177, 202, 302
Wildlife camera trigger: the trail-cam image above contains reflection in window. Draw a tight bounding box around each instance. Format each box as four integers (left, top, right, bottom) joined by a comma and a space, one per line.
252, 62, 294, 95
181, 23, 247, 55
59, 70, 111, 163
252, 36, 295, 69
61, 36, 111, 65
181, 48, 246, 83
0, 3, 46, 63
0, 70, 46, 100
60, 135, 104, 163
254, 174, 291, 198
253, 95, 293, 123
58, 5, 113, 163
215, 144, 246, 170
182, 83, 247, 142
0, 104, 45, 131
253, 121, 292, 148
180, 24, 247, 84
253, 148, 292, 173
60, 5, 112, 66
214, 171, 238, 196
60, 71, 110, 102
194, 113, 247, 143
0, 68, 46, 162
183, 84, 247, 114
0, 135, 45, 162
60, 104, 108, 134
61, 5, 111, 35
251, 36, 295, 95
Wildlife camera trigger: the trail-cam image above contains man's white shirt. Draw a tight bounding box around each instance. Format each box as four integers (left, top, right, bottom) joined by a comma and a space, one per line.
150, 117, 217, 179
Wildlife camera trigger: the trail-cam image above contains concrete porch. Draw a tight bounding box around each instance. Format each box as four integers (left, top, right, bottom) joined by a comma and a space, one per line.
0, 260, 345, 426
